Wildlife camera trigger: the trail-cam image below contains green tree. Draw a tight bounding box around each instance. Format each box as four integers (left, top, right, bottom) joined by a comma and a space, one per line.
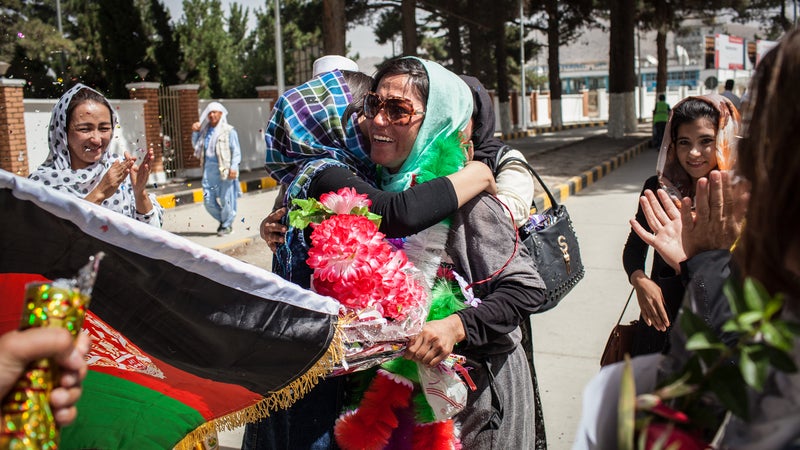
142, 0, 184, 86
527, 0, 595, 127
221, 2, 256, 96
1, 0, 77, 97
94, 0, 150, 97
177, 0, 233, 97
729, 0, 794, 38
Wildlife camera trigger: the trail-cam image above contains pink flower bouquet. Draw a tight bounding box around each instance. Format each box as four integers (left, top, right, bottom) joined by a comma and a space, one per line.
289, 188, 430, 375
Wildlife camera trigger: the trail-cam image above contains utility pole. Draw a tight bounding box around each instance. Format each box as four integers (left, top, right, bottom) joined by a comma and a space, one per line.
637, 25, 643, 121
275, 0, 285, 95
520, 0, 527, 131
56, 0, 66, 76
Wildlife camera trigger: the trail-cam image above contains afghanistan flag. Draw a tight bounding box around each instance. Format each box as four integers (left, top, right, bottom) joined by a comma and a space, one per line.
0, 170, 343, 449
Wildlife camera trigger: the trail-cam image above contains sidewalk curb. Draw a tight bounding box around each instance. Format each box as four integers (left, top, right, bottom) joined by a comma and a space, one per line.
532, 139, 648, 212
213, 237, 260, 255
156, 176, 277, 209
157, 123, 608, 209
501, 121, 608, 141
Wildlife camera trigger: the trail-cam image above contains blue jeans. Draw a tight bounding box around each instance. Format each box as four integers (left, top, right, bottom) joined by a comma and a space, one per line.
202, 159, 238, 228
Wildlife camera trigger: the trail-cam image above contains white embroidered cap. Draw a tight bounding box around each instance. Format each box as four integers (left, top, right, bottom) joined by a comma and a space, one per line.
312, 55, 359, 77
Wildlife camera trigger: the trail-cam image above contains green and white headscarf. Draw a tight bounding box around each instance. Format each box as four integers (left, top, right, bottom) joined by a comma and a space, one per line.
380, 58, 474, 193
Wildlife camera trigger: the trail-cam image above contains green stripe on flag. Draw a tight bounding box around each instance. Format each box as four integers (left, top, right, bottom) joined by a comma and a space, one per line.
61, 371, 206, 449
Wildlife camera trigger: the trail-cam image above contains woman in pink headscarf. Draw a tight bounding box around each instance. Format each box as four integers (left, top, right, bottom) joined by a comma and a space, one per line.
622, 94, 740, 357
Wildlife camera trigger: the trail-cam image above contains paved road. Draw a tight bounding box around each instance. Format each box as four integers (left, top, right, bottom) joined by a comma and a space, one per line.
532, 147, 653, 449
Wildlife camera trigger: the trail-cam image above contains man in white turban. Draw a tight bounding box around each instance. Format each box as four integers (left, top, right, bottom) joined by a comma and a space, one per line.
191, 102, 242, 235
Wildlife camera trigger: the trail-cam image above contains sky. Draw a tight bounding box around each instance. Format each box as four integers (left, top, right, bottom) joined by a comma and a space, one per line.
161, 0, 393, 60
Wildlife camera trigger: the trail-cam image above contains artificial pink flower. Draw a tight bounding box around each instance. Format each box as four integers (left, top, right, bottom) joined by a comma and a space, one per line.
306, 212, 425, 320
319, 187, 372, 215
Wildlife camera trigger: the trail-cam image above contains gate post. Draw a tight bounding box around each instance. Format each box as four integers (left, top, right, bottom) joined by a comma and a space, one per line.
0, 78, 28, 176
256, 85, 280, 104
169, 84, 201, 178
126, 82, 166, 184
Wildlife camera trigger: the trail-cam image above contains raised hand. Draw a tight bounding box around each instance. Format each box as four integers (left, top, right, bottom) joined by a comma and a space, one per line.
630, 188, 691, 272
129, 149, 153, 195
689, 170, 749, 254
86, 159, 134, 204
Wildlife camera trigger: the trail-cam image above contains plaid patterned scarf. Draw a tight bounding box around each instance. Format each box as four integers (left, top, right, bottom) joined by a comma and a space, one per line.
264, 70, 374, 186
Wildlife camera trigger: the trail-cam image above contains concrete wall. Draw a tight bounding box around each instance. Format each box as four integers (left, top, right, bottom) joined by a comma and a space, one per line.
517, 86, 704, 129
24, 99, 147, 174
23, 97, 273, 177
198, 98, 272, 173
20, 86, 714, 179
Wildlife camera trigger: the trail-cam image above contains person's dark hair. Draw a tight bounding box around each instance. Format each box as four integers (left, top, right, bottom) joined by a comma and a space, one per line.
735, 28, 800, 301
724, 79, 735, 91
669, 98, 720, 146
66, 87, 112, 127
658, 94, 666, 101
371, 57, 429, 106
341, 70, 374, 122
459, 74, 504, 168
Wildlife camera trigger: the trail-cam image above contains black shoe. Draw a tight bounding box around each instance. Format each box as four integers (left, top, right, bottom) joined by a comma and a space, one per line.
217, 226, 232, 236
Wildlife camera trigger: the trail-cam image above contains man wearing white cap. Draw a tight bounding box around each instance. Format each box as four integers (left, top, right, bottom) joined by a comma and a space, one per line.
312, 55, 359, 77
191, 102, 242, 236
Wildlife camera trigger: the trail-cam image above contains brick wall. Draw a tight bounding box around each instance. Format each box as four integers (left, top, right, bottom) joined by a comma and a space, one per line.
256, 85, 279, 103
0, 79, 29, 176
126, 82, 165, 178
170, 84, 200, 170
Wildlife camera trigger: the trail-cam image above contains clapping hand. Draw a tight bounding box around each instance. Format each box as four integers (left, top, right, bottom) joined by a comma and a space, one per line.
631, 171, 749, 272
128, 149, 153, 195
88, 158, 134, 204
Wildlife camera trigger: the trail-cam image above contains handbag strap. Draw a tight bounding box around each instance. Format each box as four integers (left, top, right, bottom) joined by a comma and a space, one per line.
616, 288, 636, 326
494, 145, 561, 210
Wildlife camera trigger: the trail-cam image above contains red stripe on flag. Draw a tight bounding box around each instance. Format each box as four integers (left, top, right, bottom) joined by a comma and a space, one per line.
86, 312, 262, 420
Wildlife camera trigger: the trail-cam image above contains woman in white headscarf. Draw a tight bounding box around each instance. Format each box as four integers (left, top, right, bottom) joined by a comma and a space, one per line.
29, 83, 163, 227
191, 102, 242, 236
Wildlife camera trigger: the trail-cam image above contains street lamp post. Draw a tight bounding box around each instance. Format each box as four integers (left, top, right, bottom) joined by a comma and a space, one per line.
520, 0, 527, 132
274, 0, 285, 95
637, 25, 643, 121
56, 0, 66, 75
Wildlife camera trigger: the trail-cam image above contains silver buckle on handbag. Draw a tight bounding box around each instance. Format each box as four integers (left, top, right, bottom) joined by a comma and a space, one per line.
558, 235, 571, 274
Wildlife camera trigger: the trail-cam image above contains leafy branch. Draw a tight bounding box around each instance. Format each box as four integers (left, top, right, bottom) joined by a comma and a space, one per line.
619, 277, 800, 449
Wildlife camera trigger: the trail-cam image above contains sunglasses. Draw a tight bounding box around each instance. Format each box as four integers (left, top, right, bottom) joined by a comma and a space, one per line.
363, 92, 425, 126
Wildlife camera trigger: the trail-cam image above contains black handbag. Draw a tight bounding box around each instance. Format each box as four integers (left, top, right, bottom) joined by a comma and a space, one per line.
494, 146, 585, 312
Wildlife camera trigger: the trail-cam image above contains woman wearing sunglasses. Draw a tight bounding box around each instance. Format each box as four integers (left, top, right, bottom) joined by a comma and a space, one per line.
247, 68, 496, 450
348, 56, 545, 449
